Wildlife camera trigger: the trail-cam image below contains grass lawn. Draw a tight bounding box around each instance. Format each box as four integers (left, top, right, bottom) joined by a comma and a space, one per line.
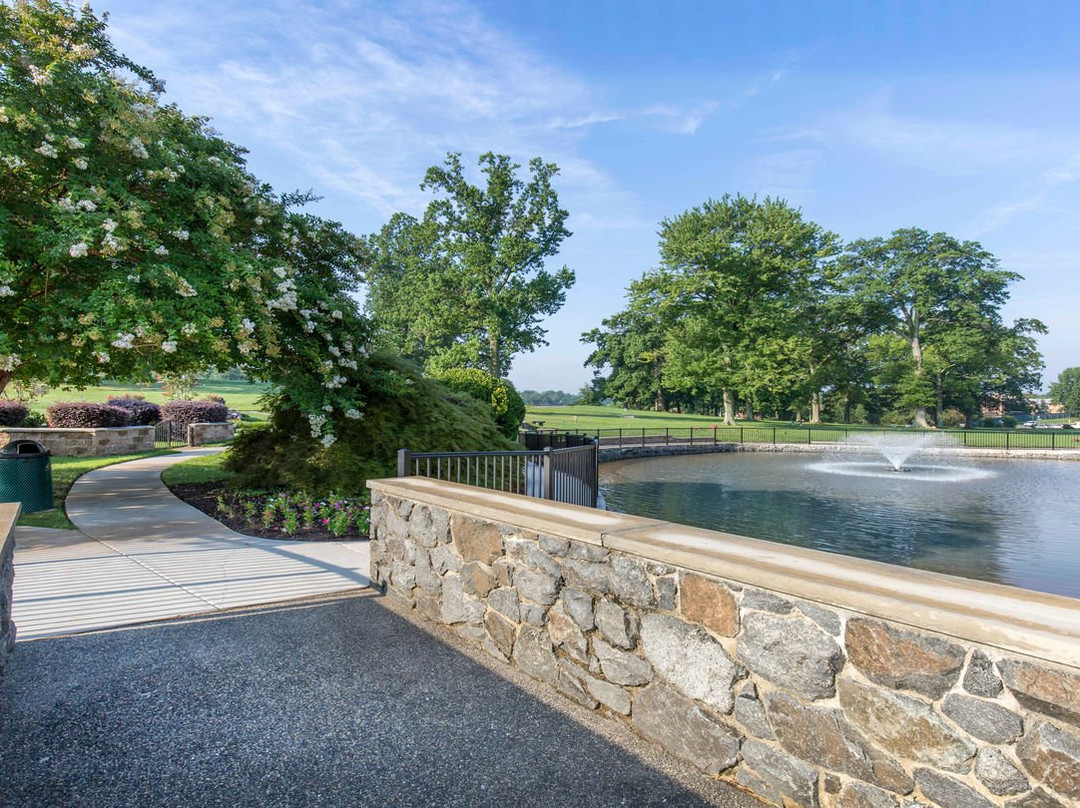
159, 450, 235, 487
16, 448, 181, 530
28, 379, 275, 417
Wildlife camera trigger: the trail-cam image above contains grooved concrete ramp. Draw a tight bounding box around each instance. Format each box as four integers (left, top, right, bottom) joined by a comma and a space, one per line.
11, 448, 369, 639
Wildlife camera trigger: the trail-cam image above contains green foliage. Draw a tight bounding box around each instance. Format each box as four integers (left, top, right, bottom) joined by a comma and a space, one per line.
366, 152, 574, 377
432, 367, 525, 438
224, 353, 518, 495
1049, 367, 1080, 414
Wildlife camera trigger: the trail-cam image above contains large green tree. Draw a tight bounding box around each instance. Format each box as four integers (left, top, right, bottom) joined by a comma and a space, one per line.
1049, 367, 1080, 415
639, 195, 838, 424
840, 228, 1041, 427
366, 152, 574, 378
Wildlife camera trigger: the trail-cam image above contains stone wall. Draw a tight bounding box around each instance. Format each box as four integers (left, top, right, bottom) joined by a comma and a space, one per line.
0, 503, 17, 682
368, 477, 1080, 808
0, 426, 155, 457
186, 422, 235, 446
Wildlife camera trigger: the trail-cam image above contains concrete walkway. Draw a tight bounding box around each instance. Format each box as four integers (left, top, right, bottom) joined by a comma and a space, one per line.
11, 447, 369, 639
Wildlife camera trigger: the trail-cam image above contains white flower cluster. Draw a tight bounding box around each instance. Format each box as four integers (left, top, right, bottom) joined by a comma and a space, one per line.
2, 155, 24, 169
28, 65, 51, 86
0, 285, 14, 297
161, 340, 177, 353
345, 409, 361, 420
338, 358, 358, 370
69, 242, 89, 258
111, 333, 135, 349
35, 141, 58, 158
170, 230, 189, 240
177, 278, 197, 297
73, 156, 88, 170
181, 322, 198, 336
76, 199, 96, 212
154, 245, 169, 256
267, 277, 298, 311
94, 351, 110, 364
239, 318, 255, 334
128, 137, 149, 160
331, 310, 343, 320
321, 434, 337, 448
65, 136, 85, 150
307, 413, 327, 437
101, 219, 120, 256
0, 355, 21, 372
70, 43, 99, 60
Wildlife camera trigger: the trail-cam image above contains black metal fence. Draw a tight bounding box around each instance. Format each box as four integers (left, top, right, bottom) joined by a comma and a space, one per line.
533, 425, 1080, 452
397, 440, 599, 508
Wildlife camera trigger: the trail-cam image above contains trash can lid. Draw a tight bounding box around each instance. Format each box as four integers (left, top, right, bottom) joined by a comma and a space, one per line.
0, 439, 50, 456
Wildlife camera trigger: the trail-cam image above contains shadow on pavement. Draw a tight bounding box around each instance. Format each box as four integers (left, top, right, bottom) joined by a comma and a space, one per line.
1, 591, 761, 807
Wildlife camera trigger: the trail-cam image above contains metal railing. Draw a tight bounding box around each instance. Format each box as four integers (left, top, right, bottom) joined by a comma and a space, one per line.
154, 420, 186, 448
536, 425, 1080, 452
397, 440, 599, 508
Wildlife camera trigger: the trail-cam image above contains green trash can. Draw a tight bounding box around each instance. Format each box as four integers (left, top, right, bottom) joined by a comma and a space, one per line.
0, 439, 54, 513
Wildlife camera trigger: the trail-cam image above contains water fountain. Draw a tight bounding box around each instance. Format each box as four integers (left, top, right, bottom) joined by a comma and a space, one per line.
807, 431, 994, 483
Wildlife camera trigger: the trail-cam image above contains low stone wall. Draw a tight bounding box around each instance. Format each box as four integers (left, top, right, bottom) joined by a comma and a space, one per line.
368, 477, 1080, 808
186, 422, 235, 446
0, 426, 154, 457
0, 503, 18, 682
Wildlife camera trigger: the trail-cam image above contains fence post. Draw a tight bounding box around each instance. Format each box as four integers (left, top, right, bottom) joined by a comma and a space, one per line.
713, 425, 717, 445
1006, 432, 1010, 451
740, 427, 743, 445
544, 447, 555, 499
773, 427, 777, 445
397, 449, 412, 477
666, 427, 670, 446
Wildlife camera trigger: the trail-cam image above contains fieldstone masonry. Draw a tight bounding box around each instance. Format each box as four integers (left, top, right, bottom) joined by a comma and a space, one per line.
1, 426, 154, 456
1, 504, 17, 683
368, 482, 1080, 808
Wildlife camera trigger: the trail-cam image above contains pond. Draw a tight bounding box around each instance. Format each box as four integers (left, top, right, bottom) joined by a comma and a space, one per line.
599, 451, 1080, 599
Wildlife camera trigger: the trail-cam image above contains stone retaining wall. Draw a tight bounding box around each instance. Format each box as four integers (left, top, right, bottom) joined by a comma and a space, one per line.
0, 503, 17, 682
598, 442, 1080, 463
186, 422, 235, 446
368, 477, 1080, 808
0, 426, 154, 456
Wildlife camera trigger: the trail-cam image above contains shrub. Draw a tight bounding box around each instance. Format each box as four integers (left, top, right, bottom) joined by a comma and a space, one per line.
203, 394, 226, 404
47, 402, 131, 428
108, 396, 162, 426
432, 368, 527, 439
22, 411, 47, 427
161, 399, 229, 427
0, 400, 29, 427
1000, 415, 1018, 429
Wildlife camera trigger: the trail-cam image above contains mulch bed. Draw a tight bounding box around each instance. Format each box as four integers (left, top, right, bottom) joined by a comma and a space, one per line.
167, 481, 365, 542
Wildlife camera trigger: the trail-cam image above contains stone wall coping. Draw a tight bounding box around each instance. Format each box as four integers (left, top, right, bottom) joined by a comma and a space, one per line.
2, 426, 154, 434
367, 477, 662, 544
368, 477, 1080, 670
1, 503, 18, 558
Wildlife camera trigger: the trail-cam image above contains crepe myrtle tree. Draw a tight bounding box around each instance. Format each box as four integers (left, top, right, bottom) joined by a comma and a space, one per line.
0, 1, 391, 445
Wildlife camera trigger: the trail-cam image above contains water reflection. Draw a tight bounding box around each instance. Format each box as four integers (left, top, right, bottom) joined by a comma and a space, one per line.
599, 453, 1080, 599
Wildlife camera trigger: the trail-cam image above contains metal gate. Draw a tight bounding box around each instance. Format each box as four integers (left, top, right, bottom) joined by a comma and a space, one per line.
154, 420, 186, 447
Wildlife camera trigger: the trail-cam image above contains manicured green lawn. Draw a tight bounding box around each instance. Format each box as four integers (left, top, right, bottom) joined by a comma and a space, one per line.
16, 449, 180, 530
29, 379, 274, 417
160, 450, 235, 486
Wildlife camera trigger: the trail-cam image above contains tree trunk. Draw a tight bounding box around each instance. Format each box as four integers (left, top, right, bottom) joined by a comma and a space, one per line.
722, 388, 736, 426
488, 330, 500, 379
935, 371, 945, 427
910, 334, 933, 428
654, 387, 665, 412
744, 396, 753, 421
0, 370, 9, 397
809, 390, 822, 424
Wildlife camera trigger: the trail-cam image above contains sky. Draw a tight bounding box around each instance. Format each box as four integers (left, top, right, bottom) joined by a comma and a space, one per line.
96, 0, 1080, 394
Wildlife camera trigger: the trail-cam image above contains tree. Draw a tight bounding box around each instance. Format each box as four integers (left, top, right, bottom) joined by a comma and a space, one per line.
366, 152, 574, 378
642, 195, 838, 424
840, 228, 1037, 427
0, 1, 391, 446
1049, 367, 1080, 415
583, 297, 671, 412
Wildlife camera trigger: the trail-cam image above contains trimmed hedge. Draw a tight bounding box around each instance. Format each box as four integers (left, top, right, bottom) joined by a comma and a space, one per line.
0, 400, 29, 427
46, 402, 131, 428
107, 396, 162, 426
161, 399, 228, 428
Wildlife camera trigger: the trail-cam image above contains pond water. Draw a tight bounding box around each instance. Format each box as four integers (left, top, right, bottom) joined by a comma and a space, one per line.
599, 452, 1080, 599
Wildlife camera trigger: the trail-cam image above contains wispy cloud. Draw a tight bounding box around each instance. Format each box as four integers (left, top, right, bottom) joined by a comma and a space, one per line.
965, 155, 1080, 236
733, 149, 824, 204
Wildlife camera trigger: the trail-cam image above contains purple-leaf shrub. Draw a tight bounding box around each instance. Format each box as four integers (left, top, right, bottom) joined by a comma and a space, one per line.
46, 402, 131, 428
0, 400, 29, 427
107, 396, 162, 426
161, 399, 228, 427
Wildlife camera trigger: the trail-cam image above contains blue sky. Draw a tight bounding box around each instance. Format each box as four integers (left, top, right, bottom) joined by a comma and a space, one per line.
99, 0, 1080, 394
